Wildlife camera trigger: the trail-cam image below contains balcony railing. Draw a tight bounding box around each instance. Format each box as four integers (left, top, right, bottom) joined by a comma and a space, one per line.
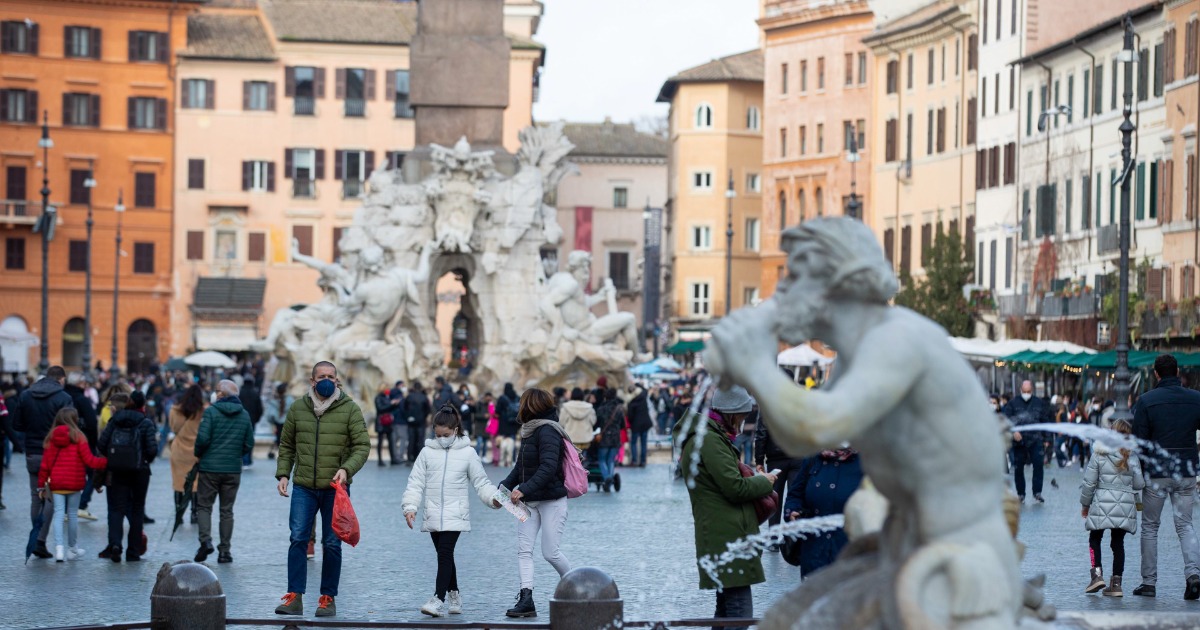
394, 99, 414, 119
292, 178, 315, 199
342, 179, 365, 199
2, 199, 41, 225
1098, 224, 1119, 255
293, 96, 315, 116
1040, 294, 1100, 318
344, 98, 365, 117
1141, 303, 1200, 338
997, 294, 1030, 317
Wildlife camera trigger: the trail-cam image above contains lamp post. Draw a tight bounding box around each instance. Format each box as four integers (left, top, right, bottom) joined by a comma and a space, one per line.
111, 190, 125, 377
1110, 15, 1137, 424
81, 160, 96, 375
724, 169, 735, 316
845, 126, 862, 220
37, 110, 53, 373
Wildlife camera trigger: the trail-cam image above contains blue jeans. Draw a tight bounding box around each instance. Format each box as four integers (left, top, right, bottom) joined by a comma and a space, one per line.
1011, 438, 1044, 497
288, 485, 343, 596
475, 434, 487, 458
597, 446, 619, 481
52, 492, 81, 550
629, 430, 649, 466
733, 433, 754, 465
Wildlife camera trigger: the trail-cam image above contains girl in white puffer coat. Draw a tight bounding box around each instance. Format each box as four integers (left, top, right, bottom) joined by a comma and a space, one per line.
403, 405, 500, 618
1080, 418, 1145, 597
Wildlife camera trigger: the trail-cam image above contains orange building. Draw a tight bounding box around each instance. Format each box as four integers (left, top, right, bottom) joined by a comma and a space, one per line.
0, 0, 197, 374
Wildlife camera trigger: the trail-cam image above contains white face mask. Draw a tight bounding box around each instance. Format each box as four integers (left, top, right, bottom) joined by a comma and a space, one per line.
210, 392, 219, 404
1021, 393, 1032, 401
436, 436, 455, 449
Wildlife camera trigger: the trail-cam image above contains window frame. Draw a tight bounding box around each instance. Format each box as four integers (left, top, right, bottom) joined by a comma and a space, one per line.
690, 170, 714, 192
694, 103, 713, 129
64, 26, 99, 59
612, 186, 628, 209
744, 218, 760, 252
132, 242, 155, 274
688, 281, 712, 317
690, 225, 713, 251
128, 30, 166, 63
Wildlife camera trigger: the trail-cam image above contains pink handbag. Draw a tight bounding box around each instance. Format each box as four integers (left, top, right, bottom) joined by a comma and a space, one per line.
561, 438, 589, 498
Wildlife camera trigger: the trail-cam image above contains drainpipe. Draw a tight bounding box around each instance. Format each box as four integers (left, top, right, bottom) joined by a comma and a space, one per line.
1071, 41, 1096, 263
939, 15, 969, 232
1038, 62, 1052, 303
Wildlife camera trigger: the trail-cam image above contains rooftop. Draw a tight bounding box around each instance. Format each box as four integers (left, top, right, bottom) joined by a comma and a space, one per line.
1014, 1, 1161, 65
180, 13, 276, 61
261, 0, 417, 46
656, 49, 763, 102
555, 120, 668, 159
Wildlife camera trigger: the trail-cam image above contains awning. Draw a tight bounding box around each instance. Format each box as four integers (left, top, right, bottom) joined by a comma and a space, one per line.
192, 277, 266, 315
666, 339, 705, 355
777, 343, 835, 367
194, 326, 259, 352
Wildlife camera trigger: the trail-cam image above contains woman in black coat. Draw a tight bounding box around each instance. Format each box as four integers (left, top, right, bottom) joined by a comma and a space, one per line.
782, 448, 863, 578
404, 382, 431, 464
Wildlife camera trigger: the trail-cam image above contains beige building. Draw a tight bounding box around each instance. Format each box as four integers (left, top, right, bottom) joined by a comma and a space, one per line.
864, 0, 978, 278
170, 0, 544, 355
758, 0, 876, 297
552, 120, 668, 329
656, 50, 764, 332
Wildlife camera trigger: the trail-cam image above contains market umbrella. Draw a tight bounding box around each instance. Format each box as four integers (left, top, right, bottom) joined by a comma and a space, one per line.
651, 356, 683, 371
163, 357, 189, 371
184, 351, 236, 369
630, 362, 667, 376
170, 464, 200, 541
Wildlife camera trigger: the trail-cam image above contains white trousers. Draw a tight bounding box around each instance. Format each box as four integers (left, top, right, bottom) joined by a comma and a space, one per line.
517, 497, 571, 589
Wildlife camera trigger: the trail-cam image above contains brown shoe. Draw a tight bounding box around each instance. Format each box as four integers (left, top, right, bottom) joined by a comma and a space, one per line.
275, 592, 303, 616
1103, 574, 1123, 597
1085, 567, 1105, 594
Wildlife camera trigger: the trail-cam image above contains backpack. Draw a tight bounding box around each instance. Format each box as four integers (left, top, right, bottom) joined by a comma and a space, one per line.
106, 423, 143, 472
561, 437, 589, 498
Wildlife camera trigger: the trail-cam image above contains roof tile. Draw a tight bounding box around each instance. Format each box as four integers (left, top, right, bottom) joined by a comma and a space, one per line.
182, 13, 276, 61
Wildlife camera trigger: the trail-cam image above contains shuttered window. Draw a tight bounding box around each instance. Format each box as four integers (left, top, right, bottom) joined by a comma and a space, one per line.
69, 240, 88, 272
0, 88, 38, 123
133, 242, 155, 274
70, 169, 91, 205
127, 97, 166, 130
885, 119, 897, 162
62, 93, 99, 126
247, 232, 266, 262
181, 79, 214, 109
128, 31, 167, 62
186, 231, 204, 261
292, 225, 314, 257
64, 26, 101, 59
134, 172, 155, 208
1, 20, 38, 54
188, 159, 204, 190
5, 237, 26, 270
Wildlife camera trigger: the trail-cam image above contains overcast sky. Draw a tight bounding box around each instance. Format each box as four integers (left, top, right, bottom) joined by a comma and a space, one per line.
533, 0, 761, 126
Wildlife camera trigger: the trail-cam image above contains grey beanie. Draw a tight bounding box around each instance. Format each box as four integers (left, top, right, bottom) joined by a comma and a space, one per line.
711, 385, 754, 414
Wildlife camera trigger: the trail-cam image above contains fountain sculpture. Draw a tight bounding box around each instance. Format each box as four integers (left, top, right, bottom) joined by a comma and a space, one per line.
254, 123, 645, 396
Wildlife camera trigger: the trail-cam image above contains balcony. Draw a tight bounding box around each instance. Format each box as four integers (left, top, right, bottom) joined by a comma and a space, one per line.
1040, 294, 1100, 318
293, 96, 315, 116
1, 199, 40, 225
292, 178, 315, 199
1142, 303, 1200, 339
394, 100, 414, 119
1098, 224, 1119, 255
997, 294, 1031, 317
342, 179, 365, 199
344, 98, 365, 117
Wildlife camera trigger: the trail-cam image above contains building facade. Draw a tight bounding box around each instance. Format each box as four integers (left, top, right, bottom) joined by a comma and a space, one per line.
552, 120, 668, 332
171, 0, 544, 356
656, 50, 764, 335
758, 0, 876, 297
1, 0, 199, 374
864, 0, 978, 281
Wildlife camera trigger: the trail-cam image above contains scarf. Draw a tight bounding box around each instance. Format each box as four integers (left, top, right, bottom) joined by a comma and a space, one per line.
820, 447, 857, 462
309, 388, 341, 418
518, 407, 567, 440
708, 409, 738, 440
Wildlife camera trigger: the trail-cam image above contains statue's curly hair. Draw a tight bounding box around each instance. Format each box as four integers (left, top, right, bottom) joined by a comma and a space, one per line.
780, 218, 898, 304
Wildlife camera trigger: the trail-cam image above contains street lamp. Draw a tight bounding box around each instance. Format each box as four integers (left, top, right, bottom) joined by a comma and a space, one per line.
111, 190, 125, 377
724, 169, 735, 316
845, 126, 862, 220
81, 160, 96, 375
1110, 15, 1137, 425
36, 110, 53, 373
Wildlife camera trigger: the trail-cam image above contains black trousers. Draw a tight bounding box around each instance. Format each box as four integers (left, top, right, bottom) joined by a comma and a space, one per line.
431, 531, 461, 599
765, 457, 805, 527
106, 470, 148, 550
712, 585, 752, 630
1090, 528, 1127, 576
408, 424, 424, 462
376, 423, 396, 463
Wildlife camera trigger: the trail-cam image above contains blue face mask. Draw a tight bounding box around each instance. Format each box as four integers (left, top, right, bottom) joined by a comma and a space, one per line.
314, 379, 336, 398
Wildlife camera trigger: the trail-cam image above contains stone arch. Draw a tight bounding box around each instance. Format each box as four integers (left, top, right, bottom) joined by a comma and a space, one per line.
62, 317, 86, 370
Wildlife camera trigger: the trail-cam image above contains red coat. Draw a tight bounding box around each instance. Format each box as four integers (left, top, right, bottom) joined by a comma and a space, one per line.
38, 425, 107, 492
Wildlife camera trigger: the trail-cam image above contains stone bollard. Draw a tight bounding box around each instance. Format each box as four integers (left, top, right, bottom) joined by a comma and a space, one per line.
550, 567, 623, 630
150, 561, 226, 630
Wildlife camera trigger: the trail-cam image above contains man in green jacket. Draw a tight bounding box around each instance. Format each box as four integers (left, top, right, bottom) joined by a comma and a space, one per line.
274, 361, 370, 618
675, 385, 776, 628
194, 379, 255, 564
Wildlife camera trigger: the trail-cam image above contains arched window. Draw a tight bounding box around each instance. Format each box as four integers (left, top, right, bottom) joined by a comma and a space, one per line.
746, 106, 760, 130
797, 188, 806, 222
815, 187, 824, 216
778, 190, 787, 230
695, 103, 713, 129
62, 317, 85, 369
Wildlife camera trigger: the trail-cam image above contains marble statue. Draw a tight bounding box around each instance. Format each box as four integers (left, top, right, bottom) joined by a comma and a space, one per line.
706, 217, 1021, 630
255, 123, 641, 398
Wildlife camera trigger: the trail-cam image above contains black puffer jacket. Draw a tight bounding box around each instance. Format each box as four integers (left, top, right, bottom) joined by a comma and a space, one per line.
98, 409, 159, 472
64, 384, 99, 454
12, 377, 74, 456
500, 424, 567, 502
1133, 376, 1200, 477
627, 390, 654, 433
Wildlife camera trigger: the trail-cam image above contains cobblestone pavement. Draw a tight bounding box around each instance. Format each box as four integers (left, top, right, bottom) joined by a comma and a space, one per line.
2, 450, 1199, 628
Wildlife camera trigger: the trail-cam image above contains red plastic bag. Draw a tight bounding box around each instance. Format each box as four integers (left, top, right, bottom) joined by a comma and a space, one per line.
330, 481, 360, 547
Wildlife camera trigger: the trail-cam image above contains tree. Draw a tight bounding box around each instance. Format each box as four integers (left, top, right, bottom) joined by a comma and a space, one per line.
894, 227, 974, 337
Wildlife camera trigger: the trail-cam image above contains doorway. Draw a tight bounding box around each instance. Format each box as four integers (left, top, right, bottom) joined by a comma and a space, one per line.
126, 319, 157, 374
62, 317, 85, 370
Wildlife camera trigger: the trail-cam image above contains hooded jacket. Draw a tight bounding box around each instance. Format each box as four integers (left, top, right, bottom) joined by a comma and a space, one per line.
401, 435, 499, 532
276, 390, 370, 490
674, 412, 774, 590
98, 409, 159, 472
1081, 444, 1145, 533
38, 425, 107, 492
12, 377, 74, 456
560, 400, 597, 445
195, 397, 255, 474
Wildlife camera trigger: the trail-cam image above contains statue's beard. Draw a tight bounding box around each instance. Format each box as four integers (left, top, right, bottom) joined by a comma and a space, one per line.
773, 292, 830, 345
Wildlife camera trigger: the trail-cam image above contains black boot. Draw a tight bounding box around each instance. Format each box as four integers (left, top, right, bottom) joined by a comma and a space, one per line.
506, 588, 536, 618
32, 542, 53, 559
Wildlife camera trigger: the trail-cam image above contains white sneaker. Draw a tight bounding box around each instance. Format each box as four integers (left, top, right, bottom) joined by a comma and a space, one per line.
447, 590, 462, 614
420, 596, 445, 617
55, 545, 65, 562
68, 547, 86, 560
77, 509, 98, 521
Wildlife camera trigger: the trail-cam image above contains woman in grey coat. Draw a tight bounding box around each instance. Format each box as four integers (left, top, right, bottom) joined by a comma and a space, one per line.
1080, 418, 1144, 597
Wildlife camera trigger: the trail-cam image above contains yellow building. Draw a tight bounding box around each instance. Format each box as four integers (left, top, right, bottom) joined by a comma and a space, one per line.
864, 0, 977, 279
656, 50, 763, 333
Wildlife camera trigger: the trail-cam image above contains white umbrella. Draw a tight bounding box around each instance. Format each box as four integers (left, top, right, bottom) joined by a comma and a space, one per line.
777, 343, 835, 367
184, 350, 237, 369
652, 356, 683, 371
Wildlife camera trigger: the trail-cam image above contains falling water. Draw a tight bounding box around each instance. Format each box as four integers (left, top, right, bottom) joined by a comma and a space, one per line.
698, 515, 846, 590
1017, 422, 1193, 480
675, 376, 717, 490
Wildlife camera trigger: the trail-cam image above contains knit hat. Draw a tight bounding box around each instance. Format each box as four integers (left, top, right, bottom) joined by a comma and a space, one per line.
711, 385, 754, 414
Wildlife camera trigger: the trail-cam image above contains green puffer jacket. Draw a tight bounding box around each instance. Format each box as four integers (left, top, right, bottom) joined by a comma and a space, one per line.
675, 412, 774, 590
276, 391, 370, 490
195, 398, 255, 474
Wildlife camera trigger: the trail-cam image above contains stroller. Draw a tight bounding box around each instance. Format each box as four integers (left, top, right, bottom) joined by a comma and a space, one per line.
582, 443, 621, 492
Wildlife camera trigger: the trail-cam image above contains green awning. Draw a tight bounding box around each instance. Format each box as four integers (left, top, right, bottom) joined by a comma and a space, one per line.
666, 339, 705, 355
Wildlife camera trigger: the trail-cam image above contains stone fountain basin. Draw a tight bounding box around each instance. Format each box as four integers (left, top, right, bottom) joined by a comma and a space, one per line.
1039, 611, 1200, 628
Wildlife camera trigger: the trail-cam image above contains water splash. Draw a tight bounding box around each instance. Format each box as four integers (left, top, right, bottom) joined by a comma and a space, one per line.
675, 376, 716, 490
1016, 422, 1193, 481
698, 515, 846, 590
